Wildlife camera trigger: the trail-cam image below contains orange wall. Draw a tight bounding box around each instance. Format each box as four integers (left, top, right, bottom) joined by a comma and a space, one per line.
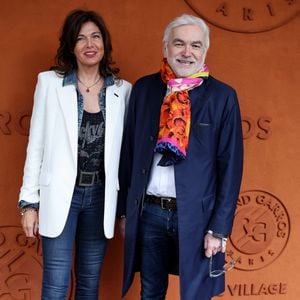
0, 1, 299, 299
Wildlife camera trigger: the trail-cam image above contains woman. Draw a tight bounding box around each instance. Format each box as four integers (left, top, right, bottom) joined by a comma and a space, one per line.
18, 9, 131, 299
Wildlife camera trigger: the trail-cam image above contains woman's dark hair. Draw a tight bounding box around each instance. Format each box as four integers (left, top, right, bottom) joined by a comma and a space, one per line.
51, 9, 119, 77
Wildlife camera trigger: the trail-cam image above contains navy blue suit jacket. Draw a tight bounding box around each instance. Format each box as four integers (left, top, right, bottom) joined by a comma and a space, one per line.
118, 72, 243, 299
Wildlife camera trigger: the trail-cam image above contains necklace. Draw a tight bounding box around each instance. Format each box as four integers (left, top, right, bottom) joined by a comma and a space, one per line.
77, 76, 101, 93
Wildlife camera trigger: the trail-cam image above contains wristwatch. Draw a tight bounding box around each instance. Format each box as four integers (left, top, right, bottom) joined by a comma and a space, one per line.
207, 230, 227, 247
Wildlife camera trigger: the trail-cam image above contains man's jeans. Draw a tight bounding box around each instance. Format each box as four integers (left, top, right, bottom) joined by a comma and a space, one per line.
138, 201, 179, 300
41, 184, 108, 300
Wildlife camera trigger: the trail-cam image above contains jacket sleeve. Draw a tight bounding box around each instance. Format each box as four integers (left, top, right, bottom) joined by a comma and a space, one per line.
117, 83, 137, 217
18, 73, 48, 205
208, 89, 244, 236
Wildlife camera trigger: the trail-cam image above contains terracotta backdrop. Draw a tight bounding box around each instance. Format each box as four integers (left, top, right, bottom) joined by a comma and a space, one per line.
0, 0, 299, 299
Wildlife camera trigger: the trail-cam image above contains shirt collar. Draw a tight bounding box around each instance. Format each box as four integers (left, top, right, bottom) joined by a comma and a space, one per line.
62, 70, 115, 87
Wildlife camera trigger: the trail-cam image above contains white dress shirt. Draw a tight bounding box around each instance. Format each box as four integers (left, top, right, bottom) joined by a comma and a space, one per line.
146, 153, 176, 197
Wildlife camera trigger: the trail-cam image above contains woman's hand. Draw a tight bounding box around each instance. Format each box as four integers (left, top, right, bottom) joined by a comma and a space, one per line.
21, 209, 39, 237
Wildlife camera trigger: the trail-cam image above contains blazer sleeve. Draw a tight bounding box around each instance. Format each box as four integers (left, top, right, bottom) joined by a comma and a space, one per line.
19, 73, 48, 204
208, 89, 244, 236
117, 83, 137, 217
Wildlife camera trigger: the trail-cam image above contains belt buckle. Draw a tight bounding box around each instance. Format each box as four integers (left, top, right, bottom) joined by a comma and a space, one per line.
161, 197, 172, 210
78, 171, 95, 186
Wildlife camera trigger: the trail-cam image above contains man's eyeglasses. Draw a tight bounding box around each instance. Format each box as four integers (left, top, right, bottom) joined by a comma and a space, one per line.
209, 251, 240, 278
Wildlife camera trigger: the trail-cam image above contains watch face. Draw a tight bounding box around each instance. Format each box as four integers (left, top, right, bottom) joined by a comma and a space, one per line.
185, 0, 300, 33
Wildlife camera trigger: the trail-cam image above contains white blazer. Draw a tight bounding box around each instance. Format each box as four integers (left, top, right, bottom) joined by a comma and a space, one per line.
19, 71, 132, 238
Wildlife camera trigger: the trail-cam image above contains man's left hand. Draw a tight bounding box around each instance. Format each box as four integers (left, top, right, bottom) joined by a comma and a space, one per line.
204, 233, 225, 257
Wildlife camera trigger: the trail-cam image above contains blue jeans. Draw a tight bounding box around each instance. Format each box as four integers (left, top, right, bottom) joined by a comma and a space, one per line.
41, 184, 108, 300
138, 202, 179, 300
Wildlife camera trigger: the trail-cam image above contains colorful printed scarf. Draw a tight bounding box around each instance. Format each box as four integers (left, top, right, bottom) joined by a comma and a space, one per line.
155, 58, 209, 166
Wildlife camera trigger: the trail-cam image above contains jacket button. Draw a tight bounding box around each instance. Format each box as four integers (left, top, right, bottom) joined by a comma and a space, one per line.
141, 169, 147, 174
150, 136, 154, 141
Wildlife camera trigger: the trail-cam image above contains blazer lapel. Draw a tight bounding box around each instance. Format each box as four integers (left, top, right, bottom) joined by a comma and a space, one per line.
105, 85, 122, 170
57, 85, 78, 165
148, 74, 167, 137
190, 78, 211, 125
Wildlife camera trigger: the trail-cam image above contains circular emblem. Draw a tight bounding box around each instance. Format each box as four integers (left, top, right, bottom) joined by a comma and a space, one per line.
0, 226, 74, 299
228, 190, 290, 270
184, 0, 300, 33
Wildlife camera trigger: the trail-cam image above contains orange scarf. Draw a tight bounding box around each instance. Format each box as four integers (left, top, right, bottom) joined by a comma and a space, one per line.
155, 58, 209, 166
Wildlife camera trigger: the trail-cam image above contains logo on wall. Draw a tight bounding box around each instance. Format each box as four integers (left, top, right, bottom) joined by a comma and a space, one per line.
0, 226, 42, 298
0, 111, 30, 136
242, 115, 272, 140
228, 190, 290, 271
184, 0, 300, 33
0, 226, 74, 299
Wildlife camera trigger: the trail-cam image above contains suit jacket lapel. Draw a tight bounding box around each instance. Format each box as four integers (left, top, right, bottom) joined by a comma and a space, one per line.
105, 84, 122, 170
148, 74, 167, 137
190, 78, 211, 125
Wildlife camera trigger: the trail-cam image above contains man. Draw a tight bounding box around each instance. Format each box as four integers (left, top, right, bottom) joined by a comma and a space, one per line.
118, 14, 243, 300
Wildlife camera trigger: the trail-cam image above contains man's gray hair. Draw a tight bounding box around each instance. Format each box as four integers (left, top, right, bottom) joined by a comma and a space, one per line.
163, 14, 210, 50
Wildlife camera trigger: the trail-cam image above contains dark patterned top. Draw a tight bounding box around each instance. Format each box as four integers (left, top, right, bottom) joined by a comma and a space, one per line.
77, 110, 105, 182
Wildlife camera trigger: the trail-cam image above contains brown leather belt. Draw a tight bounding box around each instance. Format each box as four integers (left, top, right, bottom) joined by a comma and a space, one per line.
144, 195, 177, 211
